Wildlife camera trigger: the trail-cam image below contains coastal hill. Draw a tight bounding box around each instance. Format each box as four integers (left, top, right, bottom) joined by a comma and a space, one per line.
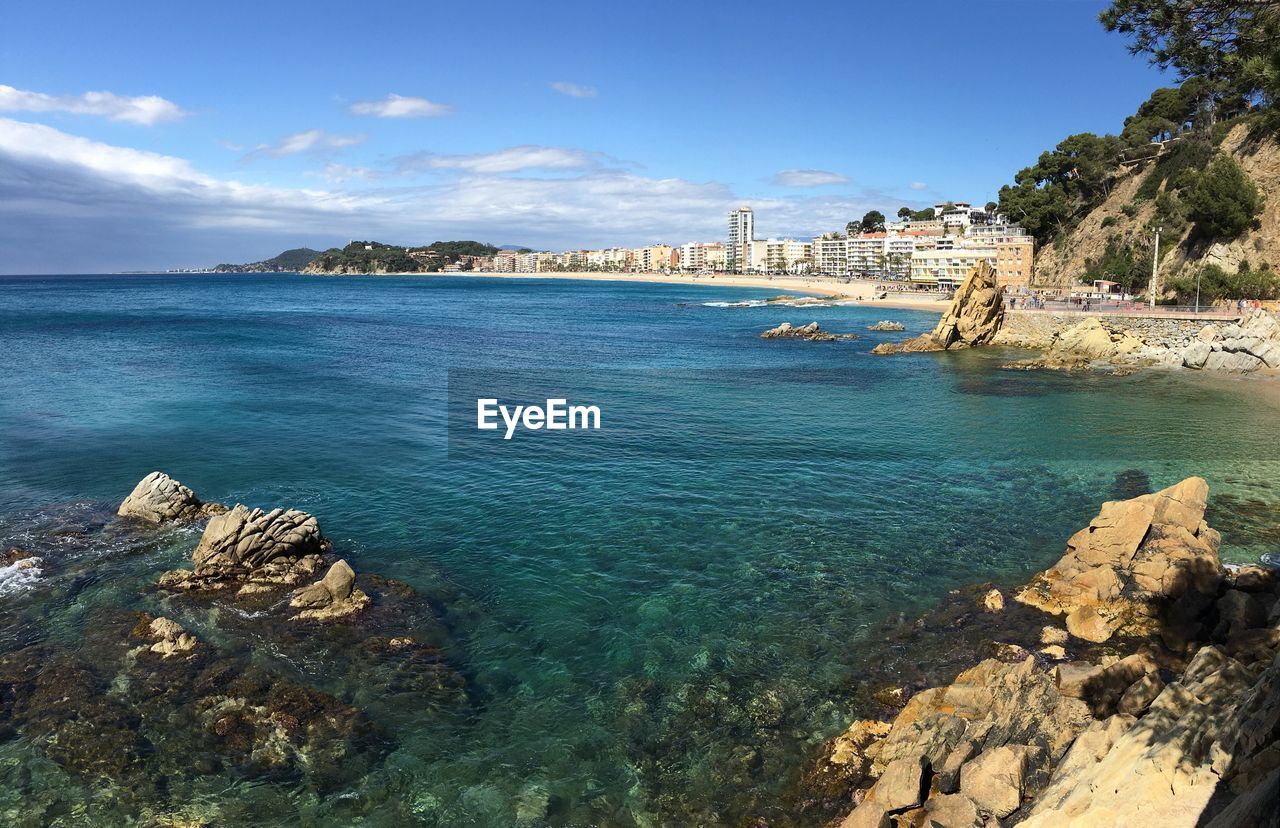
303, 240, 499, 275
1029, 120, 1279, 295
212, 247, 321, 273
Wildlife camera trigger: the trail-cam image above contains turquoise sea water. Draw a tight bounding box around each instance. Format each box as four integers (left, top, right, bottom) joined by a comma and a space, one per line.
0, 273, 1277, 826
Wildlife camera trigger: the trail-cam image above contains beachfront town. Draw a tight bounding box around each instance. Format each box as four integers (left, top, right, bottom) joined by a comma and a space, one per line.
467, 202, 1037, 291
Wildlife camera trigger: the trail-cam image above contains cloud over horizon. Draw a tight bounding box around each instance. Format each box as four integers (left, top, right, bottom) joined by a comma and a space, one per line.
349, 94, 453, 118
0, 118, 890, 273
0, 84, 186, 126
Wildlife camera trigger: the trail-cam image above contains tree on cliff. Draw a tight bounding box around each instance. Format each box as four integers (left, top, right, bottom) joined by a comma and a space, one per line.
1183, 153, 1264, 239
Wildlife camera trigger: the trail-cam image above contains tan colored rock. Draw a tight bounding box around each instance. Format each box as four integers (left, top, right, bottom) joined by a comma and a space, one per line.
289, 559, 370, 621
1117, 672, 1164, 716
1039, 644, 1067, 660
897, 793, 982, 828
873, 262, 1004, 354
959, 745, 1033, 818
157, 503, 328, 592
118, 471, 227, 524
1015, 477, 1223, 643
981, 588, 1004, 613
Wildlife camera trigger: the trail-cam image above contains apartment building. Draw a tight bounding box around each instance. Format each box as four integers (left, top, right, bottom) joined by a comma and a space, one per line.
811, 235, 849, 276
727, 206, 754, 273
847, 233, 887, 275
995, 238, 1034, 288
679, 242, 726, 272
493, 251, 517, 272
909, 246, 997, 289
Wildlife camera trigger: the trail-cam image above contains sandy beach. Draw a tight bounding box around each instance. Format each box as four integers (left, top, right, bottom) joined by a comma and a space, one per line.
451, 270, 954, 312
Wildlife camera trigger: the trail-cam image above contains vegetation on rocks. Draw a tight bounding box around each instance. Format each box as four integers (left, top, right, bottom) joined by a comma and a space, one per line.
306, 240, 499, 274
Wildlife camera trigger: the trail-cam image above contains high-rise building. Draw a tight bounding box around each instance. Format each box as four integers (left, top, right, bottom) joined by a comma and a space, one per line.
727, 206, 754, 273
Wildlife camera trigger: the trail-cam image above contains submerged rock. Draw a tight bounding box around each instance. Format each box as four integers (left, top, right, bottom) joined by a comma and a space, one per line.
118, 471, 227, 524
761, 321, 858, 341
867, 320, 906, 332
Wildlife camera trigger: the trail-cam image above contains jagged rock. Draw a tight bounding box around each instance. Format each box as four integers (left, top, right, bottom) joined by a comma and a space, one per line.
959, 744, 1040, 818
981, 588, 1004, 613
289, 560, 371, 621
1054, 317, 1116, 359
118, 471, 227, 524
872, 262, 1004, 354
761, 321, 858, 341
839, 755, 928, 826
867, 320, 905, 332
1015, 477, 1223, 644
1017, 645, 1263, 827
157, 504, 327, 593
1, 547, 39, 569
897, 793, 981, 827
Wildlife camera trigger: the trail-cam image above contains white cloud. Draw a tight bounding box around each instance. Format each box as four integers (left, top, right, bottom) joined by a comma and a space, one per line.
910, 181, 928, 190
549, 81, 598, 98
0, 84, 186, 125
319, 162, 380, 182
246, 129, 366, 160
349, 94, 453, 118
0, 118, 885, 273
396, 145, 605, 174
773, 169, 849, 188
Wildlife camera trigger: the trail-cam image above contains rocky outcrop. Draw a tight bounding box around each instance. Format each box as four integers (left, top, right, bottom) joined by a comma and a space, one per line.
1015, 477, 1222, 646
872, 262, 1004, 354
135, 615, 199, 658
761, 321, 858, 341
117, 471, 227, 524
868, 320, 906, 332
289, 559, 371, 621
832, 478, 1280, 828
157, 504, 328, 594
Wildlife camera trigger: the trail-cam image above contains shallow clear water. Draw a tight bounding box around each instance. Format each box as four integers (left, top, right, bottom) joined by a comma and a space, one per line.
0, 273, 1277, 825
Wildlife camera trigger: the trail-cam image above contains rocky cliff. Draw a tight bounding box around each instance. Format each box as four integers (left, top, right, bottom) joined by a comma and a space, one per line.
822, 478, 1280, 828
1033, 124, 1280, 288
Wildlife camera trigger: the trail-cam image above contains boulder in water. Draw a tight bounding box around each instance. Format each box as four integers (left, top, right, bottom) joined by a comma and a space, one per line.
118, 471, 227, 524
872, 262, 1004, 354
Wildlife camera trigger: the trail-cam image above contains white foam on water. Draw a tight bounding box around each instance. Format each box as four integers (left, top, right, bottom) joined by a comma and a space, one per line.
701, 300, 768, 308
0, 558, 44, 596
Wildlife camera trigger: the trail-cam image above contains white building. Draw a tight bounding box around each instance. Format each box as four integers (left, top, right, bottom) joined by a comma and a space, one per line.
811, 235, 849, 276
679, 242, 726, 272
728, 206, 755, 273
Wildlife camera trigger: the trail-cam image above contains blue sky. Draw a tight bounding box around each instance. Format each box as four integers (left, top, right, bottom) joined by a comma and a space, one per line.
1, 0, 1170, 272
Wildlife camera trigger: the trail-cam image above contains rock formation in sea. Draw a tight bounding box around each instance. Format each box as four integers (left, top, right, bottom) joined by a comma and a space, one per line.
820, 477, 1280, 827
872, 262, 1004, 355
0, 472, 474, 821
117, 471, 228, 523
157, 503, 328, 594
762, 321, 859, 341
867, 321, 906, 332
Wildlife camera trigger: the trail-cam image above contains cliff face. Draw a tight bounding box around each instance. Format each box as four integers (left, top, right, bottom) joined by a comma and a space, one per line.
1033, 124, 1280, 288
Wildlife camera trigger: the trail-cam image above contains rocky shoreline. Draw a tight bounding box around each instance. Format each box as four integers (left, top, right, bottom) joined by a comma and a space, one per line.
0, 472, 471, 825
870, 261, 1280, 376
801, 477, 1280, 828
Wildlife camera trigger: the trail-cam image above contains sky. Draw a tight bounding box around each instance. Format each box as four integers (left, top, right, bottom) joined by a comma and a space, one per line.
0, 0, 1172, 273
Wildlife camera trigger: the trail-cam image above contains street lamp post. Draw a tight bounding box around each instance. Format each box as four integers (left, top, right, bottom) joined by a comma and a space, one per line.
1149, 225, 1162, 311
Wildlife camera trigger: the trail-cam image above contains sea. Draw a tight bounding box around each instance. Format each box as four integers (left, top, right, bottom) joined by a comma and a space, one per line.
0, 273, 1276, 826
